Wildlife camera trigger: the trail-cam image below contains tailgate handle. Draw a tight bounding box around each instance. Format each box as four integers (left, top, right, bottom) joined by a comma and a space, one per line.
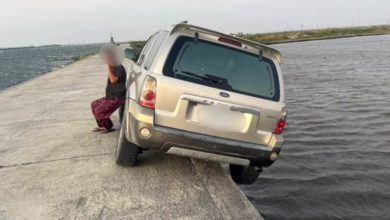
182, 97, 214, 105
230, 106, 259, 115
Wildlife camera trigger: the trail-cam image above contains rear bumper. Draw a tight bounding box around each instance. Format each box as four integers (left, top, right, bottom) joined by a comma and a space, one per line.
126, 100, 283, 167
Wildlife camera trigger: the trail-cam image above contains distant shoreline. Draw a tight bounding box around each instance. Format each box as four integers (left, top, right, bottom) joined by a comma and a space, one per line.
128, 24, 390, 48
3, 25, 390, 50
237, 24, 390, 45
261, 32, 390, 45
0, 42, 105, 51
0, 44, 62, 51
0, 46, 35, 51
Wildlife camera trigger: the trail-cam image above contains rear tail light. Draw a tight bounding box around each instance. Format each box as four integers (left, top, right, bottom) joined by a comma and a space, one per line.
273, 119, 286, 134
273, 107, 287, 134
218, 37, 242, 47
139, 76, 156, 109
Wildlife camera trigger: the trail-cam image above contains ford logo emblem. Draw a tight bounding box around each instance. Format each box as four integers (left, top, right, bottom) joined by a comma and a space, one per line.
220, 92, 230, 98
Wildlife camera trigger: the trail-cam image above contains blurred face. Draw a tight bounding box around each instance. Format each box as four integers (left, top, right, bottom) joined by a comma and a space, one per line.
99, 44, 124, 66
101, 50, 115, 65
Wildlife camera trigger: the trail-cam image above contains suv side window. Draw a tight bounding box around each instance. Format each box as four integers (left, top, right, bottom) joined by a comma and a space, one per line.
144, 31, 169, 70
137, 33, 158, 65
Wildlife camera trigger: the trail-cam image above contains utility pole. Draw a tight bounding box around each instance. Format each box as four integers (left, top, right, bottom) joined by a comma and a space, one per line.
110, 32, 115, 44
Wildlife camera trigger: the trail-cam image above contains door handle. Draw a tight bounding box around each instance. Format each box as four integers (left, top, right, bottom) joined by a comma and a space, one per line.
182, 97, 214, 105
230, 106, 259, 115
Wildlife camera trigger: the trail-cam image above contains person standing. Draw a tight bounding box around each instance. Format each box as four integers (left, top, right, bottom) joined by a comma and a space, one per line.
91, 45, 126, 133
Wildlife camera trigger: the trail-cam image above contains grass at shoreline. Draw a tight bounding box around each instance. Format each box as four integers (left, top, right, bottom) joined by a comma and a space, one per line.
238, 25, 390, 44
129, 25, 390, 48
129, 41, 148, 49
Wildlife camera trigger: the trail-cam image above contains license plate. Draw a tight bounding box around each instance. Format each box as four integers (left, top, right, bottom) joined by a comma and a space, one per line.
188, 103, 249, 133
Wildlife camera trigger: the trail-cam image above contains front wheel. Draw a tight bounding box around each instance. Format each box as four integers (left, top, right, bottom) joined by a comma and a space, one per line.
115, 118, 140, 166
229, 164, 262, 185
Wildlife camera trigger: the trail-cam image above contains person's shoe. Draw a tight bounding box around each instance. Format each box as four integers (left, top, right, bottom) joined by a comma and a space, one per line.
100, 128, 115, 134
92, 127, 104, 132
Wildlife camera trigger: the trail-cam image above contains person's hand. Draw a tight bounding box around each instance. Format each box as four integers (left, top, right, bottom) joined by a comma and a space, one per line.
107, 65, 113, 73
107, 65, 118, 83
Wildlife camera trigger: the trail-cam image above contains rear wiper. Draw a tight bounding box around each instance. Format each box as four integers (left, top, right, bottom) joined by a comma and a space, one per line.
181, 71, 227, 86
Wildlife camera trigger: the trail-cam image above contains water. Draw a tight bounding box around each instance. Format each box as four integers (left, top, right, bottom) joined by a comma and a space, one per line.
241, 35, 390, 220
1, 36, 389, 220
0, 44, 102, 90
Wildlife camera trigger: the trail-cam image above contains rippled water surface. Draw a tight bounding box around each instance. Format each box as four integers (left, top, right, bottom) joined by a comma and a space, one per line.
1, 36, 389, 220
241, 35, 390, 220
0, 44, 102, 90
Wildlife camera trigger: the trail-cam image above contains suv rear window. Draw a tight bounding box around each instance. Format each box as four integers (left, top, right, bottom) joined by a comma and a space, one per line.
163, 36, 280, 101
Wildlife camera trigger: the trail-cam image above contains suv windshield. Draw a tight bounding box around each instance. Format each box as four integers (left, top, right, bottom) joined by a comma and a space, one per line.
163, 36, 279, 101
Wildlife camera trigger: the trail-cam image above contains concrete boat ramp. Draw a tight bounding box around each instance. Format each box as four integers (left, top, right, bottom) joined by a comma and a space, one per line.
0, 55, 262, 219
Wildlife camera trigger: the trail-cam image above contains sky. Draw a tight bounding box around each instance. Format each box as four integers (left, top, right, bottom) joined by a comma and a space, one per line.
1, 0, 389, 48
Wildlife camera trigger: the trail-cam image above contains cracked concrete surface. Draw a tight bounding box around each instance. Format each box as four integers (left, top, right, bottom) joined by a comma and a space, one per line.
0, 55, 262, 220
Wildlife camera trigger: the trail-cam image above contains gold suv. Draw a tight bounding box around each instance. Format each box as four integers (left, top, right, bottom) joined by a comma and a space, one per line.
116, 23, 287, 185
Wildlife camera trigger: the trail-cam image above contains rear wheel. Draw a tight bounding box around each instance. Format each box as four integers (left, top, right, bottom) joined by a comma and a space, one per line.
118, 104, 124, 123
229, 164, 262, 185
115, 118, 140, 166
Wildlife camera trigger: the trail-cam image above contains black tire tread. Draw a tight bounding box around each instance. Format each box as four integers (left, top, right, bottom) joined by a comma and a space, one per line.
229, 164, 262, 185
115, 119, 139, 166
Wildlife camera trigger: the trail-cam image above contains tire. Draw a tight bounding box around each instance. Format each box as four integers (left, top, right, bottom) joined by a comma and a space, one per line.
115, 118, 140, 166
118, 104, 124, 123
229, 164, 262, 185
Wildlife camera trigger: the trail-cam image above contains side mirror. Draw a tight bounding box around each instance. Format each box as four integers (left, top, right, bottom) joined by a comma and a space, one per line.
124, 48, 137, 60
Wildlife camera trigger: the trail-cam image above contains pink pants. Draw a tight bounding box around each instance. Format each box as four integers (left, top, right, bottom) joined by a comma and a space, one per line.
91, 97, 125, 130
